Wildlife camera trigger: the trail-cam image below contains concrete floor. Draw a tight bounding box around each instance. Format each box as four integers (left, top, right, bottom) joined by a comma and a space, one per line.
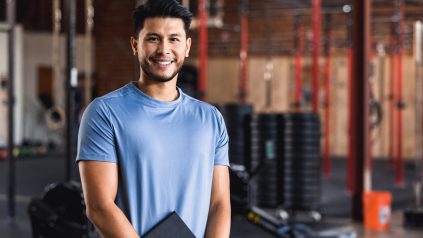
0, 155, 422, 237
331, 213, 423, 238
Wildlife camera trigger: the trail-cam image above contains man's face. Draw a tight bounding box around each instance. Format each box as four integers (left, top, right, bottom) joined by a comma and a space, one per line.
131, 17, 191, 83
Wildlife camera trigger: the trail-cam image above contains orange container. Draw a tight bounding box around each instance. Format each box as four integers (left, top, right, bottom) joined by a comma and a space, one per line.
363, 191, 392, 231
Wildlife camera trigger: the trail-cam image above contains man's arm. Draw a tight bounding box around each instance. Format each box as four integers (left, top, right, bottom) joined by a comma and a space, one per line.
79, 161, 140, 238
205, 165, 231, 238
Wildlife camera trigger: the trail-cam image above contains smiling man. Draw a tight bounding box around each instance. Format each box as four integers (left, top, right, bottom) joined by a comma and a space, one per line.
76, 0, 231, 237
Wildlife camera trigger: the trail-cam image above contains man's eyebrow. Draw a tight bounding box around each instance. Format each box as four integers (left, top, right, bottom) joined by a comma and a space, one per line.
145, 32, 183, 38
146, 32, 161, 37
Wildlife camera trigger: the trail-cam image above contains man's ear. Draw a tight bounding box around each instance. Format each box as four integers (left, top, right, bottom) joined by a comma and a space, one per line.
130, 36, 138, 56
185, 37, 192, 57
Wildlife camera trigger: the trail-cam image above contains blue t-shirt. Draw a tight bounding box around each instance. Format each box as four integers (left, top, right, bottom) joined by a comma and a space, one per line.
76, 82, 229, 237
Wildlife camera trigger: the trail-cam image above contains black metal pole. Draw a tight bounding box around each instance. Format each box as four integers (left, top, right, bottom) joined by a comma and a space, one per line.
65, 0, 76, 182
7, 0, 16, 219
352, 0, 371, 221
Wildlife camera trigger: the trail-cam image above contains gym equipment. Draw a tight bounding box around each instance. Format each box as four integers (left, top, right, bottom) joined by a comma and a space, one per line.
218, 103, 253, 214
404, 207, 423, 228
217, 103, 253, 167
27, 182, 97, 238
250, 113, 282, 208
247, 206, 356, 238
65, 0, 77, 182
225, 110, 323, 223
281, 113, 322, 213
46, 106, 66, 130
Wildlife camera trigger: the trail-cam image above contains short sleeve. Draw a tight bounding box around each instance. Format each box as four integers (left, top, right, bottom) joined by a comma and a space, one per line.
76, 98, 117, 163
213, 107, 230, 166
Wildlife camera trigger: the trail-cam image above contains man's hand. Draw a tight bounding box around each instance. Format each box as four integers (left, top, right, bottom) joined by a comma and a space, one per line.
79, 161, 140, 238
205, 165, 231, 238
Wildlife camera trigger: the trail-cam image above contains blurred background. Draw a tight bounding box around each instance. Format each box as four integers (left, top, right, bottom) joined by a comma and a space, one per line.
1, 0, 423, 237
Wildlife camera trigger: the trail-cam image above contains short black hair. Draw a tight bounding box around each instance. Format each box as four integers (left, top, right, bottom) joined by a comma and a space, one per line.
133, 0, 193, 37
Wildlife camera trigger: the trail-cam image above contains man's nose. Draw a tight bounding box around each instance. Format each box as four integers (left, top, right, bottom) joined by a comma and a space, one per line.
157, 40, 171, 55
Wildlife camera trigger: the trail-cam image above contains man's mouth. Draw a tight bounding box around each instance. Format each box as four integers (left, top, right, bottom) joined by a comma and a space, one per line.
151, 59, 174, 66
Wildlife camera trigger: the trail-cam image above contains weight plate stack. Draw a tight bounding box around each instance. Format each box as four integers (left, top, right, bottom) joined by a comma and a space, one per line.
280, 112, 322, 211
216, 104, 253, 213
250, 113, 283, 208
216, 103, 253, 168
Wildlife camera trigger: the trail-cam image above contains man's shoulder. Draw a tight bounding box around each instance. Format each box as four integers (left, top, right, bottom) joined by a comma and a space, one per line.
84, 83, 133, 116
181, 94, 225, 127
98, 83, 133, 102
182, 93, 217, 112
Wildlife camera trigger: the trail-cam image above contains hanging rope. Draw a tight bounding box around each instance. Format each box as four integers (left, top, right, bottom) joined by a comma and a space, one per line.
84, 0, 94, 107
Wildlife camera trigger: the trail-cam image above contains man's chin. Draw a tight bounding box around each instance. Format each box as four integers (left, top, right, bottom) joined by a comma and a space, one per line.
150, 77, 174, 83
141, 65, 180, 83
146, 73, 175, 82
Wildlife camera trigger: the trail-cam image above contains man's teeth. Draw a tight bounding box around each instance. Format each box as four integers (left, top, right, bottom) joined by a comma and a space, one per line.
155, 60, 172, 65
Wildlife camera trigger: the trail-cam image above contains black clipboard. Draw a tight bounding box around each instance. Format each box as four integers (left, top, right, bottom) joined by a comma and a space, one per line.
143, 212, 196, 238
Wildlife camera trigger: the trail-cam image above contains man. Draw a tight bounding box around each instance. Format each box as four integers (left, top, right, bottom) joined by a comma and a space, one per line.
76, 0, 231, 237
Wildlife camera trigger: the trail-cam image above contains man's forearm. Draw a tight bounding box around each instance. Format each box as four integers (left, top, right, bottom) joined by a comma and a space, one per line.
205, 203, 231, 238
87, 203, 140, 238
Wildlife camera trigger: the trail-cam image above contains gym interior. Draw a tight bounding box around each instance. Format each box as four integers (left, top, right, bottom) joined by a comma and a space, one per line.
1, 0, 423, 237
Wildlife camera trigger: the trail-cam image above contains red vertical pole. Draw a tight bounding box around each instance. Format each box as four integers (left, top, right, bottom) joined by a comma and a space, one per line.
323, 15, 332, 176
239, 13, 248, 103
395, 0, 405, 186
198, 0, 208, 101
312, 0, 321, 113
294, 15, 303, 111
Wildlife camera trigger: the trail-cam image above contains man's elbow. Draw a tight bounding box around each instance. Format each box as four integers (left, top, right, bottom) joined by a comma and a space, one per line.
85, 202, 114, 224
210, 200, 231, 215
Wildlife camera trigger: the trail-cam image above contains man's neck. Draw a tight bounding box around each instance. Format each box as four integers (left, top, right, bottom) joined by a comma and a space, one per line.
137, 79, 179, 102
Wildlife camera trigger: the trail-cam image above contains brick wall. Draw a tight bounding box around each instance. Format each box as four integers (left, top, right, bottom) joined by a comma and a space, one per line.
94, 1, 137, 95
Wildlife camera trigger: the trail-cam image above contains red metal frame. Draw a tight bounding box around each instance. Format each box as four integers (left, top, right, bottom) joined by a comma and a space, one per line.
312, 0, 321, 113
198, 0, 208, 101
240, 15, 248, 103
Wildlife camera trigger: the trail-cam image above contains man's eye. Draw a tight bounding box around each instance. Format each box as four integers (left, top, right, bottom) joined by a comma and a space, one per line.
170, 38, 180, 42
148, 37, 159, 42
